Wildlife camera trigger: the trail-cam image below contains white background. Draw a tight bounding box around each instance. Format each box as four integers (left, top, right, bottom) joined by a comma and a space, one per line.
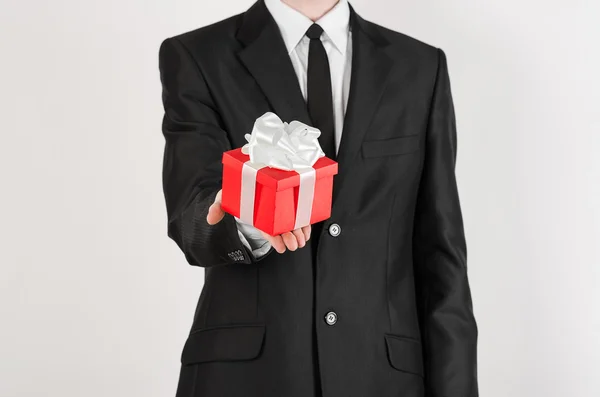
1, 0, 599, 396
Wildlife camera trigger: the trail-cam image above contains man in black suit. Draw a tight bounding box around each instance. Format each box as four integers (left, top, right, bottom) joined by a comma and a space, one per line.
158, 0, 478, 396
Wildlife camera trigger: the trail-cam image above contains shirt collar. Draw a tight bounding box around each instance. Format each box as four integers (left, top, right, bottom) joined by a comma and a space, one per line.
264, 0, 351, 55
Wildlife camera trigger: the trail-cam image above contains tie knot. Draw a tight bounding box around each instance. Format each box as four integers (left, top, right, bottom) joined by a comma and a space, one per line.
305, 24, 324, 40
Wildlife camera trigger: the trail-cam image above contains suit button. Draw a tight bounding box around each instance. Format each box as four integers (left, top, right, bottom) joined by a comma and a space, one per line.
328, 223, 341, 237
325, 311, 337, 326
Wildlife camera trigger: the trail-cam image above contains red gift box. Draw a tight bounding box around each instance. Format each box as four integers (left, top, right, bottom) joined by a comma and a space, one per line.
221, 148, 338, 236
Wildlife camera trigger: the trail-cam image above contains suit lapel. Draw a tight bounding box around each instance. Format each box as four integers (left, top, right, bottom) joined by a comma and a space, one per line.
236, 1, 311, 125
237, 2, 395, 207
333, 8, 394, 204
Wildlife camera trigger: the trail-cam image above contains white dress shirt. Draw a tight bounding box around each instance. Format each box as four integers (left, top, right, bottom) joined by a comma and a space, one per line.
236, 0, 352, 257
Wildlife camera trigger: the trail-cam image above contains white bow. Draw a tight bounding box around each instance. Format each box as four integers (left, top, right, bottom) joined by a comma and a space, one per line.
241, 112, 325, 171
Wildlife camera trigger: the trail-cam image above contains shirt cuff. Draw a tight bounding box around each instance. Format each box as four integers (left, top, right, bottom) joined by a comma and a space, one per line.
234, 217, 272, 259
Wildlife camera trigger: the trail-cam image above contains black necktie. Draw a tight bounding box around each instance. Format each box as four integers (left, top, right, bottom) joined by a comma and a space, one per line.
306, 24, 336, 160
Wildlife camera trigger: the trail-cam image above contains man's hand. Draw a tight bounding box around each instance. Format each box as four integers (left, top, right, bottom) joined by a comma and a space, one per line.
207, 189, 311, 254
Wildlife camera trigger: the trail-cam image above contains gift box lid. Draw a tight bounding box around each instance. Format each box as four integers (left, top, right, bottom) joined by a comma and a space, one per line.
223, 148, 338, 192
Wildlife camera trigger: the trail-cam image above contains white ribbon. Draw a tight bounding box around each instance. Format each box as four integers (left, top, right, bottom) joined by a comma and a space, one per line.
242, 112, 324, 171
294, 167, 316, 229
239, 112, 325, 231
239, 161, 266, 225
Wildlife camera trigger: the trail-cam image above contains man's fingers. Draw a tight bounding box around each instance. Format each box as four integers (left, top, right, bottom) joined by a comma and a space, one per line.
268, 234, 286, 254
282, 232, 298, 251
292, 228, 306, 248
301, 225, 311, 241
206, 202, 225, 225
206, 190, 225, 225
261, 231, 286, 253
260, 227, 311, 255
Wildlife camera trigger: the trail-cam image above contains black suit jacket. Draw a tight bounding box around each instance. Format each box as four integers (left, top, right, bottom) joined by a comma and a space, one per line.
159, 1, 478, 396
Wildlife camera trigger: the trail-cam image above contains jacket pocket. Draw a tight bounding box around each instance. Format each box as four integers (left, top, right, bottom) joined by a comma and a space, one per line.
362, 135, 420, 158
384, 333, 424, 377
181, 324, 265, 366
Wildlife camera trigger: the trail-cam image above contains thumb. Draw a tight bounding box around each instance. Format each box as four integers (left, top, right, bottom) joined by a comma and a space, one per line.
206, 190, 225, 225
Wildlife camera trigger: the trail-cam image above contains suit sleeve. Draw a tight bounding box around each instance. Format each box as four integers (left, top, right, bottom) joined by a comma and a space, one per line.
412, 49, 479, 397
159, 37, 257, 267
